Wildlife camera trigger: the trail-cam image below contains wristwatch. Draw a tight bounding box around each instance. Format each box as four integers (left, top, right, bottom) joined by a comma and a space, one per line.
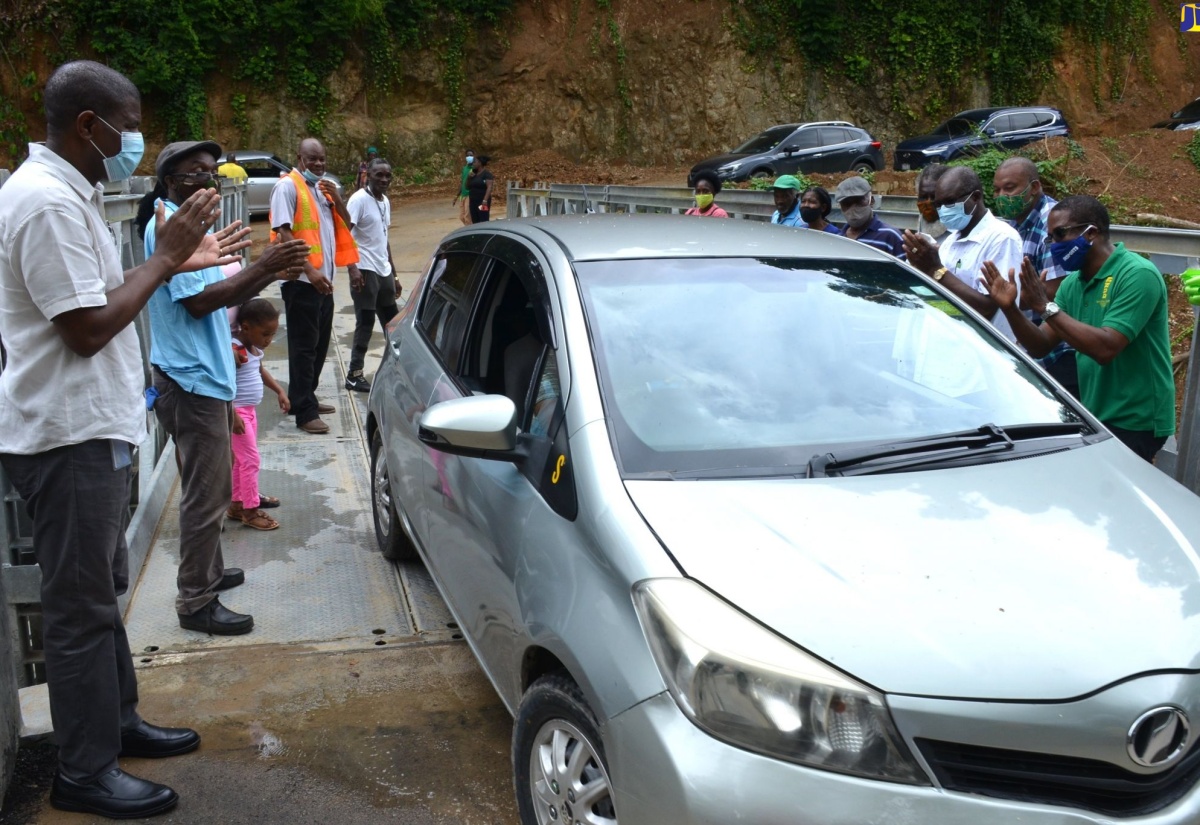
1042, 301, 1062, 321
933, 266, 949, 281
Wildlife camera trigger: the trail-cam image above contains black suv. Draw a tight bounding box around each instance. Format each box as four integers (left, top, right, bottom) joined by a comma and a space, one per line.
688, 122, 885, 186
893, 107, 1070, 171
1153, 98, 1200, 130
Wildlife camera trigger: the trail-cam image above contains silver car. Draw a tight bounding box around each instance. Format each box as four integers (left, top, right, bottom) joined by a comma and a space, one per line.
367, 215, 1200, 824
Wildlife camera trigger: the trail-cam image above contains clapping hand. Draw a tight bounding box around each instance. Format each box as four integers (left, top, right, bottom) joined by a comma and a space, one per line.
980, 261, 1018, 310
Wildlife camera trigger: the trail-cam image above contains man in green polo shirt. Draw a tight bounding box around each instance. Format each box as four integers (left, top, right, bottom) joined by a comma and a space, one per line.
982, 194, 1174, 461
452, 148, 474, 226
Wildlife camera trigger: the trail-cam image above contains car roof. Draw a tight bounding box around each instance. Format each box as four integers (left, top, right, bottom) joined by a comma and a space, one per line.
462, 215, 895, 264
953, 106, 1061, 120
220, 150, 285, 161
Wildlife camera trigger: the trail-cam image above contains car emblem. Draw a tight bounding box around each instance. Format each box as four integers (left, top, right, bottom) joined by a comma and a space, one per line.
1127, 707, 1191, 768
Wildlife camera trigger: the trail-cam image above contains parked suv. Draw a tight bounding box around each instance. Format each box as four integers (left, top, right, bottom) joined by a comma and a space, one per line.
688, 122, 885, 186
893, 107, 1070, 171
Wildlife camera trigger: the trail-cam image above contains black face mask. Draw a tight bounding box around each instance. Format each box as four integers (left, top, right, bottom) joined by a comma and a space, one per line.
800, 206, 823, 225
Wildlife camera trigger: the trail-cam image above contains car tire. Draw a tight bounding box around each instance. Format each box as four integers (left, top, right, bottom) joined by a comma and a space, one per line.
370, 430, 418, 562
852, 160, 876, 174
514, 673, 619, 825
749, 168, 773, 180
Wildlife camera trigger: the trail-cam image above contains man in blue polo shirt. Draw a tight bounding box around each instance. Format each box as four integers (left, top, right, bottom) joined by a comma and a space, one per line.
835, 176, 906, 259
144, 141, 307, 635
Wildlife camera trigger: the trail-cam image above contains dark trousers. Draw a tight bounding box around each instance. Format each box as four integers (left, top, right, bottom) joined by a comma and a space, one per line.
152, 367, 231, 615
1042, 351, 1080, 400
348, 268, 399, 375
1, 441, 141, 781
282, 280, 334, 425
1106, 424, 1168, 463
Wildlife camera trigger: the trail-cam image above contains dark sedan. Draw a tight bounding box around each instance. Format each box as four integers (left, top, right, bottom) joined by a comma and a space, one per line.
893, 107, 1070, 170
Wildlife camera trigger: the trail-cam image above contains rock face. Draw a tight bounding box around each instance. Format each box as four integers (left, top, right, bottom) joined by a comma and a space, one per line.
342, 0, 1197, 166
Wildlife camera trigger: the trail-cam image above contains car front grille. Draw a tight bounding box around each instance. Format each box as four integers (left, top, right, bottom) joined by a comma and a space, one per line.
893, 151, 928, 171
917, 737, 1200, 817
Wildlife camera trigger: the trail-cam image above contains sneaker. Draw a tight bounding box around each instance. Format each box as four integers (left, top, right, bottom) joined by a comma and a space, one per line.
345, 371, 371, 393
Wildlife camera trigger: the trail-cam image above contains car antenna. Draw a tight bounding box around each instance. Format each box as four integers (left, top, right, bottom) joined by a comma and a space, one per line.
580, 184, 596, 215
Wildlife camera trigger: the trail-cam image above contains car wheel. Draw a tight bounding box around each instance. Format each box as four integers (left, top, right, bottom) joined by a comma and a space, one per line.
852, 160, 875, 174
749, 168, 773, 180
370, 430, 418, 562
514, 673, 618, 825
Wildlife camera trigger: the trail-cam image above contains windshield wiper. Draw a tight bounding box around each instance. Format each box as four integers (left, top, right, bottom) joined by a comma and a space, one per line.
806, 422, 1087, 478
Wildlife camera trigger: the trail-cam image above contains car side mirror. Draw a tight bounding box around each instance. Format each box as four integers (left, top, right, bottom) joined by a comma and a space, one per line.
783, 144, 799, 154
984, 128, 997, 137
418, 394, 525, 461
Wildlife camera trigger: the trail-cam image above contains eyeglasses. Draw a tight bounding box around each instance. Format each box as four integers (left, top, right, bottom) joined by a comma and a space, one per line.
170, 172, 226, 184
1049, 223, 1093, 242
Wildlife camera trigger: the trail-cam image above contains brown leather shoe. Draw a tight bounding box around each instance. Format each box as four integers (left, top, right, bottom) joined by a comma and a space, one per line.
316, 402, 335, 414
298, 418, 330, 434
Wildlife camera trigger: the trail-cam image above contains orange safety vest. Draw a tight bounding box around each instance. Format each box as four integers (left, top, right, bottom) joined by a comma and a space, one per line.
269, 169, 359, 269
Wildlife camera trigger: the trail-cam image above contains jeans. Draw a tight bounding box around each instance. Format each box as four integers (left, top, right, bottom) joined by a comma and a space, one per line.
152, 367, 231, 615
1, 441, 141, 781
348, 268, 399, 375
281, 280, 333, 425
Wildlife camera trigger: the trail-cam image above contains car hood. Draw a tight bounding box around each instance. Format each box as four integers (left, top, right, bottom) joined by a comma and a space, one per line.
624, 441, 1200, 700
895, 133, 964, 152
691, 153, 753, 172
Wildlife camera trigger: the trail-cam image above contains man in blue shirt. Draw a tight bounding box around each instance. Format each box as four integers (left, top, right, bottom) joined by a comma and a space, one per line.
770, 174, 805, 226
835, 176, 906, 259
144, 141, 307, 635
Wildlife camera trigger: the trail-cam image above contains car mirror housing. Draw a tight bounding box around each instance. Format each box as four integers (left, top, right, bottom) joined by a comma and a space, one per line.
418, 394, 524, 461
783, 144, 799, 154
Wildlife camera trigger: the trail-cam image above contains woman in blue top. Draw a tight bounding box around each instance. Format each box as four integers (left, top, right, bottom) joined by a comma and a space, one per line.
801, 186, 841, 234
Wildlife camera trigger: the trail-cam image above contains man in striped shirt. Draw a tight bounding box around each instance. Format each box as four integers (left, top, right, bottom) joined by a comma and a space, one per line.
835, 176, 906, 259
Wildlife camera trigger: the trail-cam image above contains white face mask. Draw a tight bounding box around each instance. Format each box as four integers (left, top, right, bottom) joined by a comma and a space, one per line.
466, 155, 475, 165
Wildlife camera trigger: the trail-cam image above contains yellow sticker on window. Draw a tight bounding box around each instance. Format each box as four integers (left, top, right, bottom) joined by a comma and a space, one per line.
551, 455, 566, 484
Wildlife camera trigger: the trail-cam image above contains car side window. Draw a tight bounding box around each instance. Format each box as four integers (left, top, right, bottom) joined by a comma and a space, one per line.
986, 115, 1013, 134
528, 353, 561, 437
1009, 112, 1040, 131
240, 159, 287, 179
417, 252, 479, 370
819, 128, 849, 146
1032, 112, 1056, 127
788, 129, 822, 150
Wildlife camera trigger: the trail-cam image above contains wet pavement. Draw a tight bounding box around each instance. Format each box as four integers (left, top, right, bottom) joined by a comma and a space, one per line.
12, 198, 523, 824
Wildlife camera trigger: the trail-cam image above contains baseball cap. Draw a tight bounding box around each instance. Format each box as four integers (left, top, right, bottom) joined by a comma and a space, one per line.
834, 176, 873, 204
155, 140, 223, 184
771, 174, 803, 191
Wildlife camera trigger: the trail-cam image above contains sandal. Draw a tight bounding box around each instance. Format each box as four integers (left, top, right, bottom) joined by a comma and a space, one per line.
226, 504, 245, 521
240, 509, 279, 531
257, 495, 281, 509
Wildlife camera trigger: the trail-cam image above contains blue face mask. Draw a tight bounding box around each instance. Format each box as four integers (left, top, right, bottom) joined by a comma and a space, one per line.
465, 155, 474, 165
937, 194, 974, 232
1049, 227, 1094, 272
300, 168, 321, 185
90, 115, 144, 182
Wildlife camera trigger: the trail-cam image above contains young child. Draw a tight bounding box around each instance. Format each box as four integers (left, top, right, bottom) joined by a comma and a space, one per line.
227, 298, 289, 530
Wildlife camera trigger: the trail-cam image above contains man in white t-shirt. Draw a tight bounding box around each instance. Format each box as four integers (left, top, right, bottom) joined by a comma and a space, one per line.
344, 157, 400, 392
902, 166, 1024, 342
0, 60, 248, 818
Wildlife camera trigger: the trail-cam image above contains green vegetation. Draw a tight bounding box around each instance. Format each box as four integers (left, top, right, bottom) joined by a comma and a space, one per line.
729, 0, 1153, 122
1187, 132, 1200, 172
0, 0, 515, 144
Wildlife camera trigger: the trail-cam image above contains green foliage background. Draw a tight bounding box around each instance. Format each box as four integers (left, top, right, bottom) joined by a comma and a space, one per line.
729, 0, 1154, 119
0, 0, 514, 147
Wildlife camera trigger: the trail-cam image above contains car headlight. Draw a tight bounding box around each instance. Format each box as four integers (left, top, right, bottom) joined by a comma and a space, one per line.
716, 162, 741, 173
633, 578, 929, 784
921, 144, 950, 155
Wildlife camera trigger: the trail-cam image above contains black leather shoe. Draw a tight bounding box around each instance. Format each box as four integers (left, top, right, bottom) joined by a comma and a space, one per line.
51, 768, 178, 819
120, 720, 200, 758
214, 568, 245, 591
178, 597, 254, 636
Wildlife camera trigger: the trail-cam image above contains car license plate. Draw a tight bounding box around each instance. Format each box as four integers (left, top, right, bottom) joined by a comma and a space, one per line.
901, 163, 911, 171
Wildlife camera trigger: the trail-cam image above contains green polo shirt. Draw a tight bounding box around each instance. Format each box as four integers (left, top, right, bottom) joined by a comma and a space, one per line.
459, 164, 472, 197
1055, 243, 1174, 436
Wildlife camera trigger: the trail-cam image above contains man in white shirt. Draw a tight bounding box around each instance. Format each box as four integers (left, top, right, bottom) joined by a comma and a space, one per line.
902, 166, 1024, 342
0, 60, 248, 818
344, 158, 400, 392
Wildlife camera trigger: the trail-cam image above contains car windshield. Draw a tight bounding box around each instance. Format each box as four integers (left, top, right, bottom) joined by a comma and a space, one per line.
731, 126, 794, 155
1173, 99, 1200, 119
576, 257, 1082, 477
929, 117, 983, 137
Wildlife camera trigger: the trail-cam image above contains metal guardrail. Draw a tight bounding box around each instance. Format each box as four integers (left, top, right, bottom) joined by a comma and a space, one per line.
0, 172, 251, 689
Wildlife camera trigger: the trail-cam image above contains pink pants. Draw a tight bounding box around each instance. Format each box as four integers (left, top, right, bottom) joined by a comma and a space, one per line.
231, 406, 260, 509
